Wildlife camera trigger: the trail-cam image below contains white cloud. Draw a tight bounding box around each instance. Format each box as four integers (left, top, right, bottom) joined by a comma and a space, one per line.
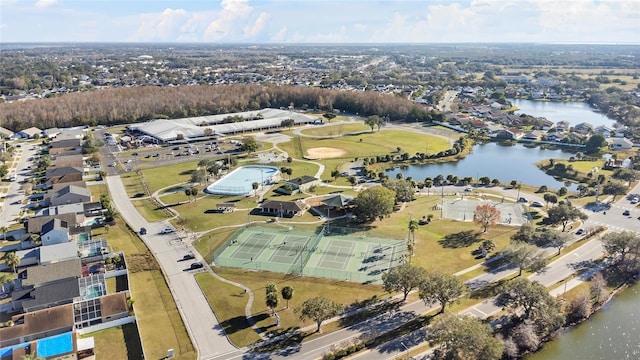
353, 23, 367, 32
34, 0, 57, 8
204, 0, 253, 41
131, 8, 191, 41
243, 12, 270, 38
271, 26, 287, 42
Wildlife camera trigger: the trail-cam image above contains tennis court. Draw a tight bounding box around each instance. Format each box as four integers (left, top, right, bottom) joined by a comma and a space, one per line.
214, 226, 407, 284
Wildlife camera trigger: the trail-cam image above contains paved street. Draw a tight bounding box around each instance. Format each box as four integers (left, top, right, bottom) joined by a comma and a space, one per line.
105, 176, 238, 359
0, 144, 38, 228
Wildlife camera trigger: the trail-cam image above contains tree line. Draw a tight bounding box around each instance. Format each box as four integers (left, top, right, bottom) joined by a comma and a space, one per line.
0, 84, 436, 131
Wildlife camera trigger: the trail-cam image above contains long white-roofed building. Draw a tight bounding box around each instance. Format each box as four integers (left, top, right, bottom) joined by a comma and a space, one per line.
128, 108, 320, 143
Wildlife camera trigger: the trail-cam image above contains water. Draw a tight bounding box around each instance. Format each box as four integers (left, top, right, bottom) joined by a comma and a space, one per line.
205, 165, 278, 195
510, 98, 616, 128
528, 282, 640, 360
385, 142, 577, 190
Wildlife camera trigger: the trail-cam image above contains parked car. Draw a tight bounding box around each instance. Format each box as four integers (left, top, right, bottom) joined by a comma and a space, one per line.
160, 227, 175, 234
190, 262, 204, 270
139, 227, 147, 235
531, 201, 544, 207
575, 228, 584, 235
623, 209, 631, 216
518, 197, 528, 203
464, 187, 473, 192
631, 197, 639, 204
183, 253, 195, 260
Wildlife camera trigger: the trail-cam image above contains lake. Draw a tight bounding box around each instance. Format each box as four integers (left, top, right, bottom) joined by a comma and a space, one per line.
527, 282, 640, 360
385, 142, 577, 190
510, 98, 616, 128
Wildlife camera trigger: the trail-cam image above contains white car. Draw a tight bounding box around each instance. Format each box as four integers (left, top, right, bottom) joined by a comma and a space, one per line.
531, 201, 544, 207
631, 197, 639, 204
160, 227, 175, 234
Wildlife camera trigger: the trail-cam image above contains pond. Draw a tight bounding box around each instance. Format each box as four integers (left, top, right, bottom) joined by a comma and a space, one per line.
510, 98, 616, 128
385, 142, 578, 190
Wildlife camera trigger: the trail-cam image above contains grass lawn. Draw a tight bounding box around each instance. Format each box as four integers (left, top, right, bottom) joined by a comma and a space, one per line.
131, 198, 172, 222
130, 270, 196, 360
210, 267, 390, 346
88, 183, 108, 200
278, 130, 451, 161
298, 123, 371, 137
120, 172, 146, 198
83, 323, 144, 360
141, 161, 198, 194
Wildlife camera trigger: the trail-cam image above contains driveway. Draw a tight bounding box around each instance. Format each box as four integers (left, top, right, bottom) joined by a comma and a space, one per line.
105, 176, 237, 359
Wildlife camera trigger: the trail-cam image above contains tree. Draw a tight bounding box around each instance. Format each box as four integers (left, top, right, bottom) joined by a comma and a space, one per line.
354, 186, 395, 223
408, 218, 419, 252
504, 243, 547, 276
585, 134, 607, 153
427, 313, 503, 360
297, 296, 343, 333
203, 128, 213, 136
540, 228, 572, 255
383, 178, 415, 203
613, 168, 637, 186
602, 180, 628, 201
601, 231, 640, 266
190, 169, 206, 184
3, 251, 20, 273
364, 115, 382, 132
511, 323, 540, 352
511, 223, 536, 244
381, 264, 427, 302
543, 193, 558, 208
240, 136, 260, 154
481, 239, 496, 253
0, 273, 12, 293
347, 176, 358, 187
473, 204, 501, 232
498, 278, 564, 335
0, 226, 7, 241
419, 272, 468, 313
590, 272, 607, 304
566, 291, 592, 324
547, 204, 588, 232
281, 285, 294, 309
330, 169, 341, 181
266, 292, 279, 315
280, 118, 295, 129
322, 112, 337, 123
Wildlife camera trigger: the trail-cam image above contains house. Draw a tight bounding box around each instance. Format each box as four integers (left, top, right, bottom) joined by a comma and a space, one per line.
12, 277, 80, 312
595, 125, 615, 137
46, 166, 83, 180
45, 184, 91, 207
49, 138, 82, 155
41, 219, 70, 246
39, 241, 78, 265
574, 122, 594, 134
16, 127, 42, 139
610, 137, 633, 150
260, 200, 308, 217
0, 303, 74, 347
0, 248, 38, 272
556, 120, 571, 132
35, 203, 86, 218
322, 194, 355, 212
43, 127, 62, 138
26, 213, 84, 234
522, 130, 542, 140
46, 172, 84, 185
285, 176, 320, 192
19, 258, 82, 288
52, 154, 84, 168
0, 126, 15, 139
544, 132, 565, 142
493, 128, 521, 140
563, 132, 586, 143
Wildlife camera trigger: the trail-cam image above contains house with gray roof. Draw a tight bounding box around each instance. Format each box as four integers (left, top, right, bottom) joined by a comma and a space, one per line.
41, 219, 70, 246
12, 277, 80, 312
45, 184, 91, 207
16, 127, 42, 139
19, 258, 82, 288
0, 126, 14, 139
39, 242, 78, 265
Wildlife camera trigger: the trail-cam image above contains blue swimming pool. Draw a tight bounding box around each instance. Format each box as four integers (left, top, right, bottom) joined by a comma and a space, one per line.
37, 332, 73, 358
205, 165, 279, 195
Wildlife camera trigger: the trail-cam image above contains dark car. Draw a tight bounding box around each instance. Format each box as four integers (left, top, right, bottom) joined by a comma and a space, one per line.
575, 228, 584, 235
139, 227, 147, 235
190, 262, 204, 270
183, 253, 195, 260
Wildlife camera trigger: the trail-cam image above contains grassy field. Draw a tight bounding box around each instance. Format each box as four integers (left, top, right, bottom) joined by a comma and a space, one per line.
278, 129, 451, 161
131, 198, 172, 222
197, 266, 390, 347
298, 122, 371, 137
120, 172, 147, 198
141, 161, 198, 194
93, 220, 196, 359
82, 323, 144, 360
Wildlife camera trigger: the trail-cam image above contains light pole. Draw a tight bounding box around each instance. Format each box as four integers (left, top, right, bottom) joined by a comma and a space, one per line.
401, 342, 409, 360
280, 203, 283, 220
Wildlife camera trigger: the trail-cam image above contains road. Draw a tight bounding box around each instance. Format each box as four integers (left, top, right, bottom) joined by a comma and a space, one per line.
0, 143, 39, 228
105, 176, 238, 359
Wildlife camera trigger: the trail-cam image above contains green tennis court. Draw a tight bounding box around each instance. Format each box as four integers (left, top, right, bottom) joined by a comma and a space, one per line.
214, 226, 407, 284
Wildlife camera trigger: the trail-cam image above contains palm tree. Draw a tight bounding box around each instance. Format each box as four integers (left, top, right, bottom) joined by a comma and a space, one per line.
0, 273, 12, 293
30, 234, 41, 246
3, 252, 20, 273
408, 218, 419, 255
0, 226, 7, 241
281, 286, 294, 309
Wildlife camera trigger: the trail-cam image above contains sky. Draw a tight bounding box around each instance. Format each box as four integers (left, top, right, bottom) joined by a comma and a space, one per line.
0, 0, 638, 44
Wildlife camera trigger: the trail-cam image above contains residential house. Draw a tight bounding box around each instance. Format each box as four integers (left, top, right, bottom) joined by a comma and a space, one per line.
49, 138, 82, 155
574, 122, 594, 134
0, 126, 15, 139
556, 120, 571, 132
493, 128, 521, 140
45, 184, 91, 207
35, 203, 86, 218
595, 125, 615, 137
0, 303, 74, 347
12, 277, 80, 312
46, 167, 84, 185
41, 219, 70, 246
52, 154, 84, 168
43, 127, 62, 138
26, 213, 84, 234
16, 127, 42, 139
260, 200, 308, 217
19, 258, 82, 288
39, 242, 78, 265
0, 248, 38, 272
544, 132, 565, 142
563, 132, 586, 143
610, 137, 634, 150
46, 172, 84, 185
522, 130, 542, 140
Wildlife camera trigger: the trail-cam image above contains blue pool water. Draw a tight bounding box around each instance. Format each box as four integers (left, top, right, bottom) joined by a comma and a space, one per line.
77, 233, 90, 243
37, 332, 73, 358
86, 284, 104, 299
205, 165, 278, 195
